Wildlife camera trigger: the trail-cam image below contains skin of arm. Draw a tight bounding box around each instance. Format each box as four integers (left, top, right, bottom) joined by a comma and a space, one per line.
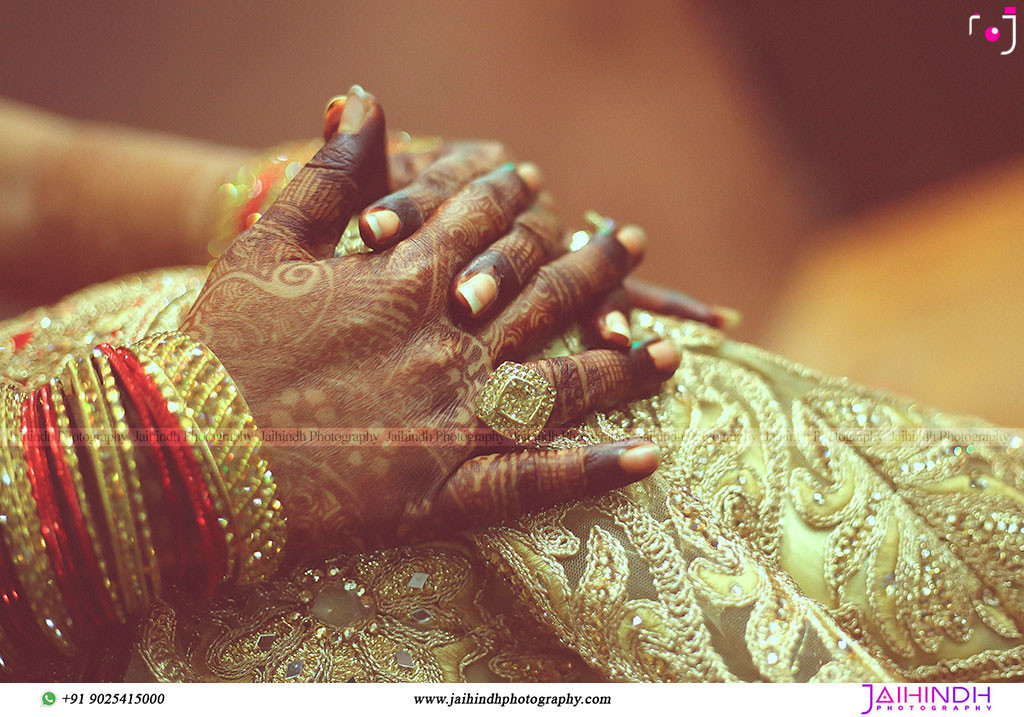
0, 98, 248, 304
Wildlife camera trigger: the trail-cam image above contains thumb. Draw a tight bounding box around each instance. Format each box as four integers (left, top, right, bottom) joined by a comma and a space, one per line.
247, 85, 389, 261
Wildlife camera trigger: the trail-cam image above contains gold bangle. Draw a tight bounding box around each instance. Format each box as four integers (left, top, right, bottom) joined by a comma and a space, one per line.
47, 379, 123, 623
0, 387, 74, 653
92, 350, 161, 601
145, 334, 286, 581
63, 356, 143, 615
134, 333, 285, 584
0, 330, 284, 669
180, 343, 283, 584
134, 339, 239, 579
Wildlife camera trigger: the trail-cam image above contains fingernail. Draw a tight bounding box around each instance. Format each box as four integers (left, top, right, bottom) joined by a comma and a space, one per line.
338, 85, 370, 133
647, 339, 680, 373
363, 209, 401, 244
603, 311, 631, 345
324, 95, 347, 115
323, 96, 347, 140
619, 442, 661, 475
712, 305, 742, 330
456, 273, 498, 316
515, 162, 543, 192
616, 224, 646, 259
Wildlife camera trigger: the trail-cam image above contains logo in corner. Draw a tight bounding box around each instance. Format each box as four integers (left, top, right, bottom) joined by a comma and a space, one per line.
860, 684, 993, 713
970, 7, 1017, 54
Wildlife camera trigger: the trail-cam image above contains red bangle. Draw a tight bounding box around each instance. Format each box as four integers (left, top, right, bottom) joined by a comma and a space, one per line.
237, 162, 287, 234
37, 384, 116, 628
106, 347, 226, 597
101, 346, 186, 583
20, 392, 84, 635
0, 525, 44, 657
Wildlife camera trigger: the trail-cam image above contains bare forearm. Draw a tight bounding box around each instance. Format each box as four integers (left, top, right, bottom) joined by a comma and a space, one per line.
0, 99, 247, 302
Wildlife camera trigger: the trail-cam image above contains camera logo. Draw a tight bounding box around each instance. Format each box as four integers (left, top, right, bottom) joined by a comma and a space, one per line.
970, 7, 1017, 54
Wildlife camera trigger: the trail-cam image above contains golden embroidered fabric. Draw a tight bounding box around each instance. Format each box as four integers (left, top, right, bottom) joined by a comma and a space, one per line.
3, 265, 1023, 682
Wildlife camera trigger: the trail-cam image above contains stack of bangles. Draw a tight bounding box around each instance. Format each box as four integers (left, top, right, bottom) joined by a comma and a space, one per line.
0, 332, 286, 673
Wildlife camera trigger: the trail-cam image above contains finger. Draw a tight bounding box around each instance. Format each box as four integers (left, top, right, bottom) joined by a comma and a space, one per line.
386, 142, 443, 191
358, 142, 516, 250
322, 94, 348, 141
522, 340, 680, 427
451, 194, 563, 319
435, 439, 660, 530
584, 288, 633, 349
396, 162, 541, 274
326, 106, 446, 189
328, 99, 438, 192
623, 279, 740, 329
585, 280, 740, 349
483, 224, 646, 359
250, 85, 388, 260
387, 138, 497, 193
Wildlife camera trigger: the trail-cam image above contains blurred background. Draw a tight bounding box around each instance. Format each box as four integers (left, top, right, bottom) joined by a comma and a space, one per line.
1, 0, 1023, 422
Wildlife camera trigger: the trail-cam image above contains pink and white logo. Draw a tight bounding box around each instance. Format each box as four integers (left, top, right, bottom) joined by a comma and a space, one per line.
970, 7, 1017, 54
860, 684, 993, 713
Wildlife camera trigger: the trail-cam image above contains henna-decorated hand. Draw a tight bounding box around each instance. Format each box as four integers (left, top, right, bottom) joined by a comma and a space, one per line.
325, 94, 514, 199
180, 87, 681, 557
584, 277, 742, 348
361, 140, 740, 351
444, 216, 743, 350
339, 97, 731, 349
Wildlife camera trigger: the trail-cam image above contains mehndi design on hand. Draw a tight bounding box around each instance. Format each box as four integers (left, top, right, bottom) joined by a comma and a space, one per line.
180, 87, 681, 558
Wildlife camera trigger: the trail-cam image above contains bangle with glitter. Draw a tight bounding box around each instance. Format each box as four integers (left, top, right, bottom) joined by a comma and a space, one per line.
209, 140, 322, 261
0, 332, 286, 674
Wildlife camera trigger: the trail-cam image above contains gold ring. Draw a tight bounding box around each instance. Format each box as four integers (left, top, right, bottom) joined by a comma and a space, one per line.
475, 362, 556, 443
